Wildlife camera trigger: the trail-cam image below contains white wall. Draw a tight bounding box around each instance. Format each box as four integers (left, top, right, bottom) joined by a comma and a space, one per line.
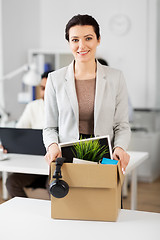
1, 0, 41, 120
0, 0, 4, 108
156, 0, 160, 108
1, 0, 160, 122
39, 0, 159, 109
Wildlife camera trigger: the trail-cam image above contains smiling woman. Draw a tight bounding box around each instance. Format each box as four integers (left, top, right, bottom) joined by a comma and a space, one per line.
68, 25, 100, 70
43, 14, 131, 173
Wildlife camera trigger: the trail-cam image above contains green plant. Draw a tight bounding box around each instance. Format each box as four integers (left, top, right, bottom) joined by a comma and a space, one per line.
71, 138, 109, 162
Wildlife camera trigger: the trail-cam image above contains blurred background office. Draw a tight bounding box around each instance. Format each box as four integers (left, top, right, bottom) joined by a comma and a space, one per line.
0, 0, 160, 211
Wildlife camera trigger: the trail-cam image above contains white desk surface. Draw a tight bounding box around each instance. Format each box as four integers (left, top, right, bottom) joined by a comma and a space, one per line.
125, 151, 149, 174
0, 151, 149, 209
0, 151, 148, 175
0, 197, 159, 240
0, 153, 49, 175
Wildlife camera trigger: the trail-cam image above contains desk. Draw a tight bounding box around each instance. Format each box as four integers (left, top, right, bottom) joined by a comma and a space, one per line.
0, 151, 148, 210
125, 151, 149, 209
0, 154, 49, 200
0, 197, 159, 240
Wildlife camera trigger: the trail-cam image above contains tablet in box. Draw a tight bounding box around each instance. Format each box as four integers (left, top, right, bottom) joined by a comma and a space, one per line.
59, 135, 113, 163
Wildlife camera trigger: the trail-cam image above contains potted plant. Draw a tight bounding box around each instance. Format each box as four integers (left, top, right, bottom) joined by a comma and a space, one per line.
71, 138, 109, 163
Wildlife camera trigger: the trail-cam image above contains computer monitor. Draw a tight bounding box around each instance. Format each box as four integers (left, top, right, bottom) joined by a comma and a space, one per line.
0, 127, 46, 155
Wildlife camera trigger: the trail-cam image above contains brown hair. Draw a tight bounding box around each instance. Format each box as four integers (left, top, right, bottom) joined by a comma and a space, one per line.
65, 14, 100, 41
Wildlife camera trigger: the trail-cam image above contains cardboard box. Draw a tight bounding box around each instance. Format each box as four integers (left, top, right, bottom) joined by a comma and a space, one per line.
50, 161, 124, 222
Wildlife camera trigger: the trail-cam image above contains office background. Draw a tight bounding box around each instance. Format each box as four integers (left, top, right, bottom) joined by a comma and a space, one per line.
0, 0, 160, 119
0, 0, 160, 184
0, 0, 160, 215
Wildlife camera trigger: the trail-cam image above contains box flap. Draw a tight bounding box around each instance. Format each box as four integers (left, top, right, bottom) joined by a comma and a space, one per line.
51, 162, 119, 189
117, 161, 125, 185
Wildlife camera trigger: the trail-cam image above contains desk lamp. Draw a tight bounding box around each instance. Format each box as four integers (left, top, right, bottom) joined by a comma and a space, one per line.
0, 63, 41, 126
0, 63, 40, 86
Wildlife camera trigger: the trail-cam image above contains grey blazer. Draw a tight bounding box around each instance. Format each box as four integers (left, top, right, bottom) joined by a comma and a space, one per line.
43, 60, 131, 151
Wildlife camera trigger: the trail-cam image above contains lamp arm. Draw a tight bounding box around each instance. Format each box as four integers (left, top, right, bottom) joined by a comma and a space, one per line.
0, 65, 28, 81
0, 63, 40, 86
0, 103, 9, 126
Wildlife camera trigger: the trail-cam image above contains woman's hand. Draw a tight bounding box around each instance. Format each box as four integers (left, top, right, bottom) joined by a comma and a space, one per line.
112, 147, 130, 174
0, 144, 7, 153
44, 143, 62, 165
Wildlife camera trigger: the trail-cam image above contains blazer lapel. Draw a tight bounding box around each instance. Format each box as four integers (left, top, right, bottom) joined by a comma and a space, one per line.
65, 61, 79, 124
94, 62, 108, 130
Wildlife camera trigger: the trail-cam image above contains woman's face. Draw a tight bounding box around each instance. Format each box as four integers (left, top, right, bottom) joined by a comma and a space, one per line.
68, 25, 100, 63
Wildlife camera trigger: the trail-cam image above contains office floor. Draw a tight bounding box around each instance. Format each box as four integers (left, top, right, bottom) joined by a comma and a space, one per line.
0, 177, 160, 213
123, 177, 160, 213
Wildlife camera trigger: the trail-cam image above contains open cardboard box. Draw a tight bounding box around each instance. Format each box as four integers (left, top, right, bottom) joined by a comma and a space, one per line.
50, 161, 124, 222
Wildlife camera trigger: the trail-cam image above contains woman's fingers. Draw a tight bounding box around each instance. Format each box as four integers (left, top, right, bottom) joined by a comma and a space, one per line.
44, 143, 61, 165
0, 144, 7, 153
113, 147, 130, 174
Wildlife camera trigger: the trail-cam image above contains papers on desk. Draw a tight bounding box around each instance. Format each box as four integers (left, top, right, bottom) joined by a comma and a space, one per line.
0, 153, 9, 161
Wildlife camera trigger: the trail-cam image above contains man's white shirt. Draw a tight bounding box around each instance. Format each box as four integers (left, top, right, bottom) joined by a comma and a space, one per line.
16, 99, 44, 129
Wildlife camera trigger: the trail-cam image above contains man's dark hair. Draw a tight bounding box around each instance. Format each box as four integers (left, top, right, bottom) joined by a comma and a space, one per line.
41, 71, 52, 79
65, 14, 100, 41
97, 58, 109, 66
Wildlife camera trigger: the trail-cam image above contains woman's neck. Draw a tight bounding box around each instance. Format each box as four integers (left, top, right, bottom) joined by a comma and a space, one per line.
74, 59, 97, 80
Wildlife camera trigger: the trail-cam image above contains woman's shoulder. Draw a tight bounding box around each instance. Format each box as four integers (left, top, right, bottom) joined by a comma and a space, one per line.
100, 64, 125, 82
47, 62, 74, 88
49, 65, 69, 79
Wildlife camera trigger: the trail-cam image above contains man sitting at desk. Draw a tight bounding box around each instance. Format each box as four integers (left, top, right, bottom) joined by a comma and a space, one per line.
5, 71, 51, 198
